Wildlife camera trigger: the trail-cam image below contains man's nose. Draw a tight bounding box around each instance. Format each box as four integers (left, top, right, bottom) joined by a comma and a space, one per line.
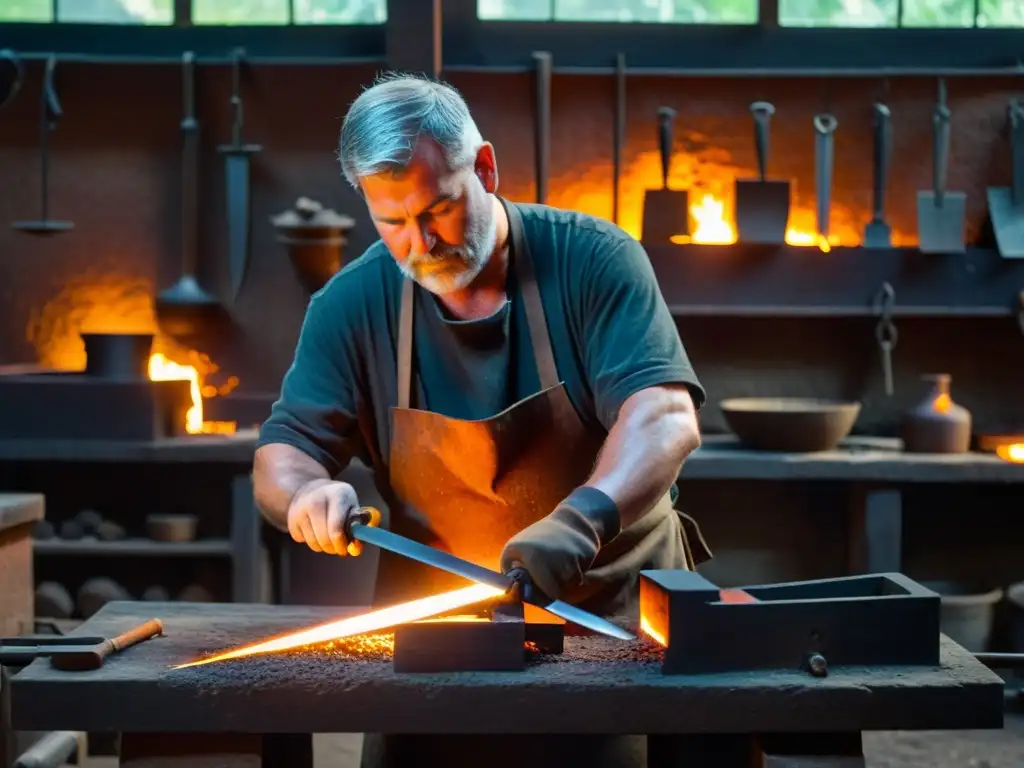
408, 221, 436, 255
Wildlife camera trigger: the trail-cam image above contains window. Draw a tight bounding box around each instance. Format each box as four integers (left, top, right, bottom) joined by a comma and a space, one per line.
0, 0, 385, 24
192, 0, 386, 24
478, 0, 759, 24
780, 0, 1024, 27
0, 0, 173, 23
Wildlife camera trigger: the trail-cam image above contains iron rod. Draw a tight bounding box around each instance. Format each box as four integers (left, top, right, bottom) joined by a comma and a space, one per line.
444, 64, 1024, 78
7, 53, 385, 66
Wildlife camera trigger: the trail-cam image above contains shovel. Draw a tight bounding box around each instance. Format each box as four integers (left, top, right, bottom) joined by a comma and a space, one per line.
735, 101, 790, 245
916, 80, 966, 254
156, 52, 222, 339
641, 106, 689, 245
986, 99, 1024, 259
217, 48, 263, 301
814, 113, 838, 247
863, 102, 893, 249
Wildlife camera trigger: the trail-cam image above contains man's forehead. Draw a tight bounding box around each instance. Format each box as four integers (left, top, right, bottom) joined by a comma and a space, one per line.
361, 140, 464, 212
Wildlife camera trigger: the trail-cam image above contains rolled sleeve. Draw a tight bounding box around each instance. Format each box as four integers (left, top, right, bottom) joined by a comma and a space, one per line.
581, 237, 706, 429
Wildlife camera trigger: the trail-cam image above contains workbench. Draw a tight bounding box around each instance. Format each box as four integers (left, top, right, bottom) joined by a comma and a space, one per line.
7, 600, 1006, 768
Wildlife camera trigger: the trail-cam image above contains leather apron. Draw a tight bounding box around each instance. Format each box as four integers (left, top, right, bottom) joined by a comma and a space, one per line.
361, 201, 711, 768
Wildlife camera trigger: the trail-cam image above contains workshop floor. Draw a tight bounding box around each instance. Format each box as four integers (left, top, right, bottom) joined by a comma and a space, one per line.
75, 714, 1024, 767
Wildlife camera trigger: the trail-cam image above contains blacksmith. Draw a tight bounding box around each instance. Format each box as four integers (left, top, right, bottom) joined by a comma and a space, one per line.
254, 71, 710, 625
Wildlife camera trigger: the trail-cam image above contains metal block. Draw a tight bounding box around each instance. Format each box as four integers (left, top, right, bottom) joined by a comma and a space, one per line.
639, 571, 941, 675
392, 611, 526, 673
0, 374, 191, 441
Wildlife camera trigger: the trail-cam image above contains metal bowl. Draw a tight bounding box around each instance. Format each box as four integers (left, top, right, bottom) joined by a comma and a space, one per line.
718, 397, 861, 452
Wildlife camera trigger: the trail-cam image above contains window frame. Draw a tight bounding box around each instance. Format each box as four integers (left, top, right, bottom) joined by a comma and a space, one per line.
0, 0, 1020, 71
442, 0, 1024, 74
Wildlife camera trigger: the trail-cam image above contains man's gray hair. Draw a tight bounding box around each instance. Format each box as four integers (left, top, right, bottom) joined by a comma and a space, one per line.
339, 73, 484, 190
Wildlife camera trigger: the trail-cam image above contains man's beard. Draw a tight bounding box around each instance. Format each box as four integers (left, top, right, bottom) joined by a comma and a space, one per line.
399, 210, 497, 295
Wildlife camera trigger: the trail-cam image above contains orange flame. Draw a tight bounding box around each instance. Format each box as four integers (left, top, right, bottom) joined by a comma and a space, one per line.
639, 615, 667, 647
548, 149, 905, 251
26, 275, 238, 435
996, 444, 1024, 464
173, 584, 505, 668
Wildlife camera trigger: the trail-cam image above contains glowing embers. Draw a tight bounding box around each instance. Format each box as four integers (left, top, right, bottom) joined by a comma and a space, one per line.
174, 584, 504, 669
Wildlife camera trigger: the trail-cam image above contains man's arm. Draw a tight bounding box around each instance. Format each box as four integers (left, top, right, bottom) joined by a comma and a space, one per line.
584, 383, 700, 530
253, 444, 332, 532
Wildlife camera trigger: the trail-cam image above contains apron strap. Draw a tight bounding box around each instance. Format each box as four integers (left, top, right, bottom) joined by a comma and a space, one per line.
504, 201, 560, 392
397, 277, 415, 410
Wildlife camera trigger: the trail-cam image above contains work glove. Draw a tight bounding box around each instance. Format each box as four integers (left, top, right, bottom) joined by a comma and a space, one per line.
500, 487, 621, 602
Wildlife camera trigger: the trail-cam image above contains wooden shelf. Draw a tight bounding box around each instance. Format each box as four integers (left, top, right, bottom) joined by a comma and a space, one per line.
33, 537, 234, 558
645, 245, 1024, 319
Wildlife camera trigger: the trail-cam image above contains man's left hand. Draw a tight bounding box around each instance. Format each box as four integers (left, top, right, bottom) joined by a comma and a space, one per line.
499, 488, 621, 601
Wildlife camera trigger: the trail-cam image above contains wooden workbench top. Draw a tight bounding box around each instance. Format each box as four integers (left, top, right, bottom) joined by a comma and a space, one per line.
10, 600, 1004, 736
0, 493, 44, 532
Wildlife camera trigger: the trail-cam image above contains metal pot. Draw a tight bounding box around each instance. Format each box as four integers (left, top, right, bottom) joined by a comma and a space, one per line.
81, 333, 154, 379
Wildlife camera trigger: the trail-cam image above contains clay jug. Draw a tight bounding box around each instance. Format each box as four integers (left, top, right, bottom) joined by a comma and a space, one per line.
902, 373, 972, 453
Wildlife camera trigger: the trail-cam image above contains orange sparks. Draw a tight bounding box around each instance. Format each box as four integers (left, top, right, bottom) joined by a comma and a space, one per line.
172, 584, 505, 669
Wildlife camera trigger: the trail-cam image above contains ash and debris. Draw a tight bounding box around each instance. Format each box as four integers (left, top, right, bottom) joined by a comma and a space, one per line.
162, 631, 664, 690
528, 636, 664, 667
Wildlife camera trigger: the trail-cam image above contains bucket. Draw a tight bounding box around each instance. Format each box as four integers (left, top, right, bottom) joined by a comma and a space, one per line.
921, 580, 1003, 652
1007, 582, 1024, 652
82, 333, 154, 379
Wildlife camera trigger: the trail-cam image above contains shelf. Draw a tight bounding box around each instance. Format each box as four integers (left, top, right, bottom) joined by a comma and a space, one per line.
33, 537, 233, 557
681, 435, 1024, 483
645, 245, 1024, 319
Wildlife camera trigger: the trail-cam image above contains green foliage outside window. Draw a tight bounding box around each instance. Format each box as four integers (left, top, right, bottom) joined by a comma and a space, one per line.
0, 0, 386, 24
478, 0, 1024, 26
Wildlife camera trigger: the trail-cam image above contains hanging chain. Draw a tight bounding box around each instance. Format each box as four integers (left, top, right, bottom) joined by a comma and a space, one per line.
873, 282, 898, 396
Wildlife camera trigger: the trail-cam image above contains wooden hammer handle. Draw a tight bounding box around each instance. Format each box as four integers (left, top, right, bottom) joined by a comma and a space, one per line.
109, 618, 163, 652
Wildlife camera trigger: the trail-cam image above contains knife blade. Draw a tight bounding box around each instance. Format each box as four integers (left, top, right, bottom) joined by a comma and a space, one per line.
348, 508, 635, 641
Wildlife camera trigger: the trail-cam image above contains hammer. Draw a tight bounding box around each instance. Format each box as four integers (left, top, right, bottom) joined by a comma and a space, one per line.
0, 619, 163, 671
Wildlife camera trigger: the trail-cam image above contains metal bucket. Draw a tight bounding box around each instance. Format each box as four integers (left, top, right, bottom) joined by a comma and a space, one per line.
81, 333, 154, 379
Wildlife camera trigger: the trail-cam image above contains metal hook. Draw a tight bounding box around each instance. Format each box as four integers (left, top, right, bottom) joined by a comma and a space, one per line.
873, 282, 896, 316
0, 48, 25, 113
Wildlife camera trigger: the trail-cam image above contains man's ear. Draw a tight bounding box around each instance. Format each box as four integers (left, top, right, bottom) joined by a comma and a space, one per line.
474, 142, 498, 194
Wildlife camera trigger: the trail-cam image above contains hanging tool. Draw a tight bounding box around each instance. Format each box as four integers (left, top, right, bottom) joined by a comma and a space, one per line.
156, 51, 222, 338
218, 48, 262, 301
916, 79, 966, 254
12, 55, 73, 235
863, 102, 893, 249
0, 48, 25, 112
641, 106, 689, 245
813, 113, 838, 246
612, 52, 626, 226
532, 51, 551, 205
986, 99, 1024, 259
874, 282, 898, 397
0, 619, 163, 671
346, 507, 635, 641
735, 101, 790, 245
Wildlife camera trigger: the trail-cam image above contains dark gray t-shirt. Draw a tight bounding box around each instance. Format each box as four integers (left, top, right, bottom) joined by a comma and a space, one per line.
257, 202, 705, 479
